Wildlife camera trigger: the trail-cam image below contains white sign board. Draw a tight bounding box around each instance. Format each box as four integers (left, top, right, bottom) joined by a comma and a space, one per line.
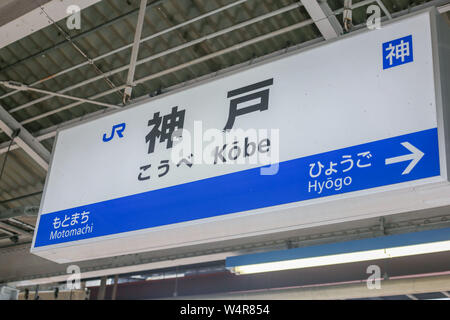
32, 10, 450, 263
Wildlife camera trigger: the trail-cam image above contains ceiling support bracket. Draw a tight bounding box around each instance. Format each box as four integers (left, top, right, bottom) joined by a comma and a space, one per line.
124, 0, 148, 104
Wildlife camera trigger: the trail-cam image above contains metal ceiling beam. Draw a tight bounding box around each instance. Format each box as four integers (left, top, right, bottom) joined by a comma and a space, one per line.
12, 2, 305, 127
0, 191, 43, 206
0, 104, 50, 171
339, 0, 394, 32
0, 0, 167, 77
0, 81, 120, 109
376, 0, 392, 20
0, 18, 315, 156
301, 0, 342, 40
14, 18, 313, 128
438, 2, 450, 12
0, 0, 249, 111
0, 0, 102, 49
2, 1, 299, 121
124, 0, 148, 104
0, 0, 52, 27
334, 0, 384, 15
8, 218, 35, 231
0, 228, 14, 236
334, 0, 450, 16
0, 207, 39, 221
0, 221, 31, 236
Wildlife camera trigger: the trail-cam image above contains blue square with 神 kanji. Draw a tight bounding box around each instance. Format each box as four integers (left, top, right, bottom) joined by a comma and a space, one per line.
382, 35, 413, 70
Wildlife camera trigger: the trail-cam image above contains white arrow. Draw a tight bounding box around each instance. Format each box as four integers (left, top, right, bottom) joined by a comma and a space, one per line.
385, 142, 425, 175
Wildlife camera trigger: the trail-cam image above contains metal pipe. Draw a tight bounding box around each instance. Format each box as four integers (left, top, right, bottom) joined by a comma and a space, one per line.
0, 228, 15, 236
0, 191, 43, 205
20, 16, 312, 126
0, 103, 50, 170
334, 0, 380, 15
134, 20, 314, 85
438, 3, 450, 12
1, 0, 249, 110
376, 0, 392, 19
301, 0, 342, 39
97, 276, 107, 300
36, 4, 123, 101
14, 2, 304, 126
8, 218, 35, 231
0, 221, 31, 236
5, 1, 301, 119
0, 0, 166, 78
111, 275, 119, 300
21, 85, 127, 126
0, 25, 323, 155
0, 81, 120, 110
124, 0, 148, 104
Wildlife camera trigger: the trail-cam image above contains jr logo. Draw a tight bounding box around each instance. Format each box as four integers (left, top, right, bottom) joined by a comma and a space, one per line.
103, 123, 126, 142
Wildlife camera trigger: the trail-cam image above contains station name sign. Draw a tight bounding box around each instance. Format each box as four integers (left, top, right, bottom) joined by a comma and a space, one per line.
31, 10, 450, 263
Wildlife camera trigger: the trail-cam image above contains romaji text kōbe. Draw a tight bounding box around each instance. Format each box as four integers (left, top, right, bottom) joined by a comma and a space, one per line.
212, 136, 271, 164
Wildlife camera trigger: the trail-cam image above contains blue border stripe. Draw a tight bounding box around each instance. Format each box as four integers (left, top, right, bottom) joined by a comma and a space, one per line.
34, 128, 440, 247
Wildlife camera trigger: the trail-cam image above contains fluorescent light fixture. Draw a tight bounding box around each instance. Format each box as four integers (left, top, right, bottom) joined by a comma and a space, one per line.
226, 228, 450, 275
146, 272, 185, 281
